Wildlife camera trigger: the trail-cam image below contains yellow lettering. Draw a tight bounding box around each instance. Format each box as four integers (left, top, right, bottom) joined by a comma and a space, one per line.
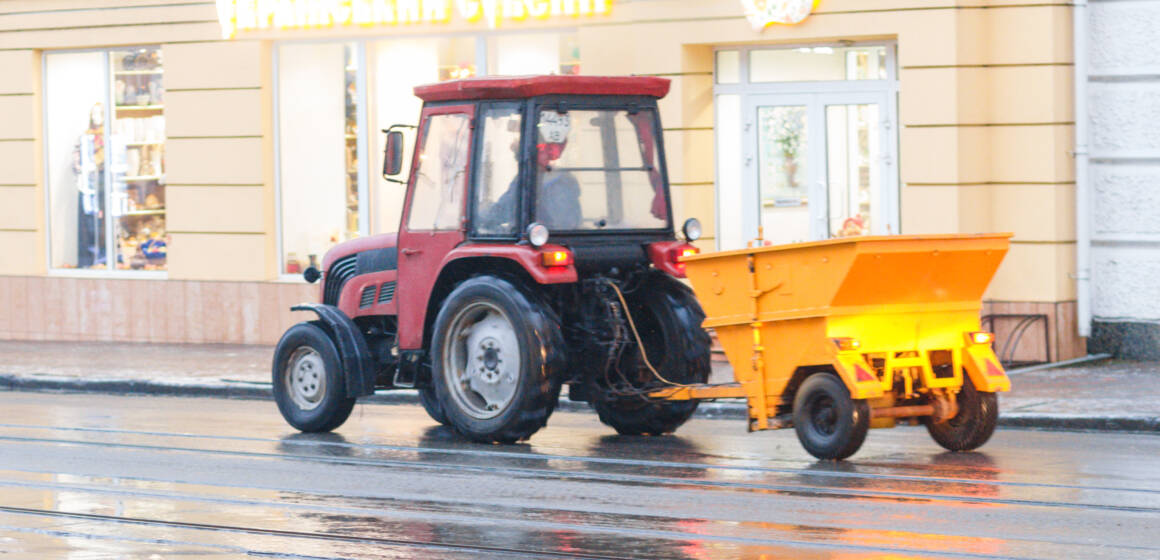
397, 0, 421, 22
504, 0, 526, 21
526, 0, 549, 18
255, 0, 277, 27
422, 0, 451, 22
216, 0, 237, 38
235, 0, 258, 29
455, 0, 481, 21
550, 0, 574, 16
371, 0, 397, 24
479, 0, 500, 27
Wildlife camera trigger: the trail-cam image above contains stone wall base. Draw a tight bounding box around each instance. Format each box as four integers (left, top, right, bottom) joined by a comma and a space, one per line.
1089, 321, 1160, 360
0, 276, 316, 346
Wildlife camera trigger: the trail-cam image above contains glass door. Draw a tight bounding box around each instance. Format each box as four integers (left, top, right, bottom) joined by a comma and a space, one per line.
743, 94, 819, 245
820, 92, 895, 238
740, 91, 894, 244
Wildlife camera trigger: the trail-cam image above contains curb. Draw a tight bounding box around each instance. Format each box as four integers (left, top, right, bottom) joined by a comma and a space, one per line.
2, 374, 1157, 433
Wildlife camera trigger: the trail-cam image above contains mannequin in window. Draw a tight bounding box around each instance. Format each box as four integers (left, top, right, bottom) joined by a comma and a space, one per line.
73, 102, 106, 268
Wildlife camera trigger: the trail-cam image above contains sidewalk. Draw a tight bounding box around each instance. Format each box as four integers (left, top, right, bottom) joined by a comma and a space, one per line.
1, 340, 1157, 432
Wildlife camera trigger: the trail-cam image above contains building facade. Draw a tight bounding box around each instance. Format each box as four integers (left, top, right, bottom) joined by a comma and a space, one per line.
0, 0, 1088, 361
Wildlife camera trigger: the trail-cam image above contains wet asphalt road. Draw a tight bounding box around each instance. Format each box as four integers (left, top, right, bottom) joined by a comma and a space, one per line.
0, 392, 1157, 559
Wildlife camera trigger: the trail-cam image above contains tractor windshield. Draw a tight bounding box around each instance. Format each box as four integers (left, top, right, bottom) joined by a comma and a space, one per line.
532, 108, 668, 232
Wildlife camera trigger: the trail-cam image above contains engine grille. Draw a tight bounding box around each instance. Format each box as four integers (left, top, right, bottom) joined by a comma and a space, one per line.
323, 255, 358, 306
359, 285, 377, 309
378, 281, 396, 304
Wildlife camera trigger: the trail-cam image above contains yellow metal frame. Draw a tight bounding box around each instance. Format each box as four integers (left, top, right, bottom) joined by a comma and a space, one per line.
650, 233, 1013, 431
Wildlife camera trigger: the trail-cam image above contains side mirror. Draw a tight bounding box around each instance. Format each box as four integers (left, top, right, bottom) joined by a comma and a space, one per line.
383, 130, 404, 177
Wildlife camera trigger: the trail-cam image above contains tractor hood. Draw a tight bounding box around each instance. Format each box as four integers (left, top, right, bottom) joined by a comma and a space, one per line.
321, 233, 398, 272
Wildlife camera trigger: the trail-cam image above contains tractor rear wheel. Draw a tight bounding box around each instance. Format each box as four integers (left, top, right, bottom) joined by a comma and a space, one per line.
272, 322, 357, 433
431, 276, 564, 443
925, 376, 998, 451
593, 275, 711, 436
792, 372, 870, 460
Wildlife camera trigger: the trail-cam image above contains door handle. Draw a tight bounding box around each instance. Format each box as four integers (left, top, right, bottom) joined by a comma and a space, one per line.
401, 248, 422, 256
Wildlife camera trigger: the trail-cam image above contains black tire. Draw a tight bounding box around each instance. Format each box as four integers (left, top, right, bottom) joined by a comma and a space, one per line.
593, 275, 711, 436
925, 375, 999, 451
419, 384, 450, 426
272, 322, 357, 433
792, 372, 870, 460
430, 276, 565, 443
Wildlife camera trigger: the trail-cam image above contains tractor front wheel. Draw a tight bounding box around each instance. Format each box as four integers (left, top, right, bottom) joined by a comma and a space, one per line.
792, 372, 870, 460
925, 376, 998, 451
431, 276, 564, 443
272, 323, 357, 433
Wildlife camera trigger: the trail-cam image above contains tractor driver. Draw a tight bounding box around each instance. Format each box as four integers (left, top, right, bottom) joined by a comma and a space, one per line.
480, 112, 582, 232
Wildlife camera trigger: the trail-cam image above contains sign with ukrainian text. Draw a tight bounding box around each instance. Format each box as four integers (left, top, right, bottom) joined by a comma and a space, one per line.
741, 0, 820, 30
216, 0, 613, 39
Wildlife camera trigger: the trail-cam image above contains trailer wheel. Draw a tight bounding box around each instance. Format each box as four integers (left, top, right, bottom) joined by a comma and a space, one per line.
793, 372, 870, 460
593, 275, 711, 436
925, 376, 998, 451
419, 385, 450, 426
431, 276, 564, 443
272, 323, 357, 433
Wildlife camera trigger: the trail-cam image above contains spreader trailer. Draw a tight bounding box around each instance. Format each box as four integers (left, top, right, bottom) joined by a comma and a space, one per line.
651, 233, 1012, 459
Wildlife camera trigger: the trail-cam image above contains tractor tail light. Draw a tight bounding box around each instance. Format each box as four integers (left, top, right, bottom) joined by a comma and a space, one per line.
833, 337, 862, 351
671, 245, 699, 263
968, 331, 995, 345
541, 250, 573, 268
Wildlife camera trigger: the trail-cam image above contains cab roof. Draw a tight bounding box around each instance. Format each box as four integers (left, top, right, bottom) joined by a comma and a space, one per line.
413, 75, 671, 103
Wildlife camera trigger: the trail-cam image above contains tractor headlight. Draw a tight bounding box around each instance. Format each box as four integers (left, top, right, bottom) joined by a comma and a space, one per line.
682, 218, 702, 242
528, 223, 550, 247
968, 332, 995, 345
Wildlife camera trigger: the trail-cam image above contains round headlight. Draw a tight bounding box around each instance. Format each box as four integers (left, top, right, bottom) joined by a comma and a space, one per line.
527, 223, 550, 247
682, 218, 703, 242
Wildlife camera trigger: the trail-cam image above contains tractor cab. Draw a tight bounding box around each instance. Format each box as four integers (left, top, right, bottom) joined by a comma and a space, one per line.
381, 76, 699, 276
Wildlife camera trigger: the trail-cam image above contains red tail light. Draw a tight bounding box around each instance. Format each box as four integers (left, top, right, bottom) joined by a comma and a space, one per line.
540, 250, 573, 268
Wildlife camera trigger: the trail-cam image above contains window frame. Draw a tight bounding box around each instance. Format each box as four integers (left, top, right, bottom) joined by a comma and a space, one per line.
526, 95, 675, 238
401, 104, 476, 234
468, 101, 527, 241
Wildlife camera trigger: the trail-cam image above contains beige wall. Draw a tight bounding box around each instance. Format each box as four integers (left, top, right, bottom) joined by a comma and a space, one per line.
0, 0, 1079, 352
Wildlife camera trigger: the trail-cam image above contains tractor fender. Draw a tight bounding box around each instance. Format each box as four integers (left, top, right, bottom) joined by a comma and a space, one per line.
290, 303, 377, 398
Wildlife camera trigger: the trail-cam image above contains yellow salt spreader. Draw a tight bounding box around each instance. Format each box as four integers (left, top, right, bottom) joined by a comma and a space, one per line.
652, 234, 1012, 460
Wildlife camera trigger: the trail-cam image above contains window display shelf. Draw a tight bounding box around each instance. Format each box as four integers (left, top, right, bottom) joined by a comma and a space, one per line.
116, 105, 164, 112
119, 209, 166, 217
125, 141, 164, 147
115, 70, 163, 76
121, 175, 164, 182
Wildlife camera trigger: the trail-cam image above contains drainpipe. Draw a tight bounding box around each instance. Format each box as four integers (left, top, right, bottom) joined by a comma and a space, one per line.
1074, 0, 1092, 337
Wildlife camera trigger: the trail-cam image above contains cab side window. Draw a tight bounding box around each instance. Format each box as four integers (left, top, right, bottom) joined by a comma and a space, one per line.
472, 105, 522, 236
406, 113, 472, 231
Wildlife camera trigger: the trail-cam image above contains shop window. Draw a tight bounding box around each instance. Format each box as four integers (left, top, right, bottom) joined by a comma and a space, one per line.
489, 32, 580, 76
371, 37, 477, 234
749, 46, 887, 83
277, 42, 363, 275
45, 47, 167, 272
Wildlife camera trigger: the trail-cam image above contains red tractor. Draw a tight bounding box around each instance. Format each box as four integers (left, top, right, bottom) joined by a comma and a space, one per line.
273, 75, 709, 443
